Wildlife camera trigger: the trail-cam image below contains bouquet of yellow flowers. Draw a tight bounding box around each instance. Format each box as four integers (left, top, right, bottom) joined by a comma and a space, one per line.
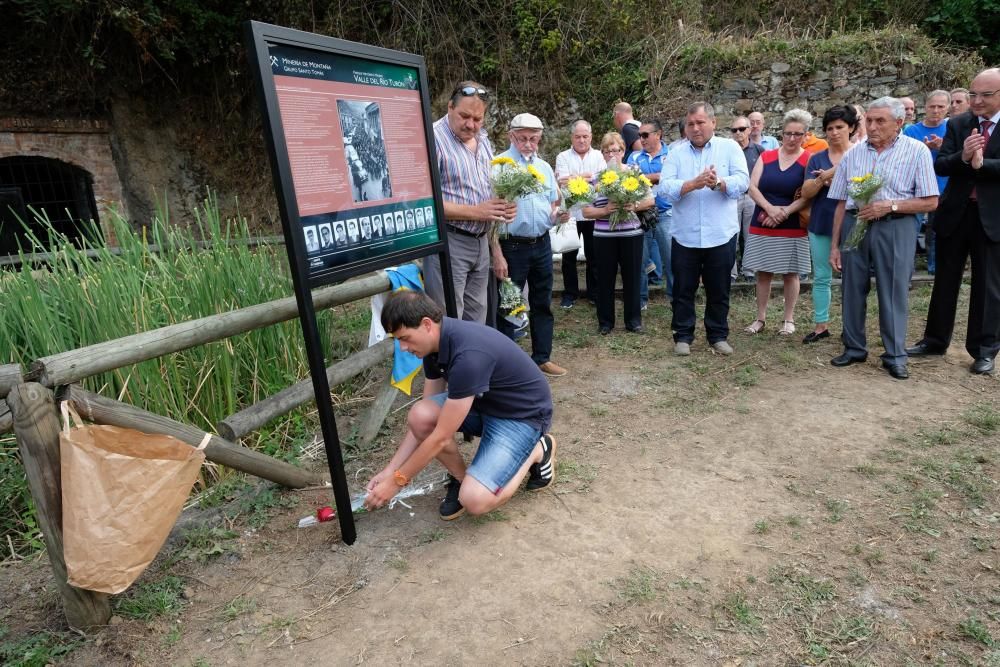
491, 156, 547, 200
560, 176, 596, 210
842, 172, 885, 251
595, 164, 653, 229
498, 277, 528, 331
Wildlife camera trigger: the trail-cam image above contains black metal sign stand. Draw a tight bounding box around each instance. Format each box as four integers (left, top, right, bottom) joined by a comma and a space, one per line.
245, 21, 457, 544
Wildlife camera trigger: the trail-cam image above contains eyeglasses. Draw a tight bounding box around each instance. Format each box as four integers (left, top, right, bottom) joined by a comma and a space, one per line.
783, 131, 805, 138
639, 131, 659, 139
730, 127, 749, 133
511, 134, 541, 145
968, 90, 999, 100
453, 85, 489, 99
603, 147, 624, 154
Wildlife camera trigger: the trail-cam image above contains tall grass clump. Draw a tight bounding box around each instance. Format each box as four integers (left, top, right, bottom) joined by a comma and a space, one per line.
1, 193, 370, 556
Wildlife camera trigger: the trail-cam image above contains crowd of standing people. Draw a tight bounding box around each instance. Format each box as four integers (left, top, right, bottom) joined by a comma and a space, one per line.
367, 69, 998, 522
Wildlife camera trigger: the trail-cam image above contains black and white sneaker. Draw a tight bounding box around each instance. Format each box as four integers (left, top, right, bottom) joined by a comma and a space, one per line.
526, 434, 557, 491
439, 474, 465, 520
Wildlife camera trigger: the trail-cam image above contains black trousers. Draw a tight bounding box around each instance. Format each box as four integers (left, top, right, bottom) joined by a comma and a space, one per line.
593, 233, 644, 331
921, 206, 1000, 360
562, 220, 596, 300
671, 234, 738, 344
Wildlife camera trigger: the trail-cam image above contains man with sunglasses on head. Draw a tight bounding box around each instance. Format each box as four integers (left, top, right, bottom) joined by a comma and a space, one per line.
908, 68, 1000, 376
424, 81, 517, 324
627, 118, 674, 306
728, 116, 765, 280
493, 113, 568, 378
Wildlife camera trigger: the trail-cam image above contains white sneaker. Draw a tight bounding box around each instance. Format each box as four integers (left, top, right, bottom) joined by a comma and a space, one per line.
674, 341, 691, 356
712, 340, 734, 355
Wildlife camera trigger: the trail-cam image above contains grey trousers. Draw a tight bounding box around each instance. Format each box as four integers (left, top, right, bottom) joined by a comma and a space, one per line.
733, 194, 756, 278
423, 230, 491, 323
840, 213, 916, 365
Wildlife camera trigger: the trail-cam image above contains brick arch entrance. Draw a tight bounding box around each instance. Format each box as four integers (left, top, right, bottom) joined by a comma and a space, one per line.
0, 118, 126, 255
0, 156, 98, 255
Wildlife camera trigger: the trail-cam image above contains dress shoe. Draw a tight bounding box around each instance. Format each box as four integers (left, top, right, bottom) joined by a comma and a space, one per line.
881, 360, 909, 380
802, 329, 831, 344
905, 342, 946, 357
971, 358, 995, 375
831, 351, 868, 367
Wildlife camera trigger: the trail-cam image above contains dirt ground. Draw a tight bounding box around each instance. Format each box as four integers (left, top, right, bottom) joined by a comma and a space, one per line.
2, 285, 999, 666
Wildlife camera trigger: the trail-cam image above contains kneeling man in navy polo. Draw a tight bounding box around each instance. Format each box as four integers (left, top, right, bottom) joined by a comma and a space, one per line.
363, 291, 557, 520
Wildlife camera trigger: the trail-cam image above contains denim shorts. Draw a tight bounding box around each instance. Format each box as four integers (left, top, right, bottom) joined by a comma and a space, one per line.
430, 393, 541, 494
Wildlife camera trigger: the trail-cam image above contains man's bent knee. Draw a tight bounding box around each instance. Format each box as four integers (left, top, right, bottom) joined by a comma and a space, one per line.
407, 399, 441, 439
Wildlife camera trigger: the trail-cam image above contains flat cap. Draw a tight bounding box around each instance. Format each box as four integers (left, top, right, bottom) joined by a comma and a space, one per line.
509, 113, 544, 130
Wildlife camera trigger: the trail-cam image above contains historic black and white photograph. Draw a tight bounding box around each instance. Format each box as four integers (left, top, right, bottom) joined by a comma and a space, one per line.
347, 219, 360, 244
360, 216, 372, 241
423, 206, 434, 229
332, 222, 347, 246
371, 214, 384, 238
415, 207, 426, 228
304, 225, 319, 252
405, 209, 415, 231
318, 223, 334, 250
337, 99, 391, 204
393, 211, 405, 234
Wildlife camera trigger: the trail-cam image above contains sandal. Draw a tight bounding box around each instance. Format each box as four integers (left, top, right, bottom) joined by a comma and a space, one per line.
778, 321, 796, 336
744, 319, 766, 334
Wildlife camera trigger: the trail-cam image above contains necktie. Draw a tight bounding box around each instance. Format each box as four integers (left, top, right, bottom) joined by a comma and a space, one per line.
971, 119, 992, 201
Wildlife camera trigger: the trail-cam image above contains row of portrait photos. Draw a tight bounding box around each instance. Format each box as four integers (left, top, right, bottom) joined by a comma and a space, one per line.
303, 205, 435, 254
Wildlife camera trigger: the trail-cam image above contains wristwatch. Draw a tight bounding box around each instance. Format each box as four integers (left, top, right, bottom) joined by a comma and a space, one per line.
890, 201, 898, 213
712, 181, 723, 191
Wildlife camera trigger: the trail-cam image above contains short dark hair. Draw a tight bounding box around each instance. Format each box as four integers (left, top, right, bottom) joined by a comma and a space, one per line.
381, 291, 443, 332
822, 104, 859, 133
640, 118, 662, 133
449, 80, 490, 107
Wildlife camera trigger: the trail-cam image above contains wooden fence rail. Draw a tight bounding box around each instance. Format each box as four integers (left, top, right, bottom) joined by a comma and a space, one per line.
28, 272, 392, 388
62, 385, 326, 489
217, 338, 393, 441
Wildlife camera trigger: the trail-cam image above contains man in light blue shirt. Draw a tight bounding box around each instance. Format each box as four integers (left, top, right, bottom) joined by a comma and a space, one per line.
660, 102, 749, 356
749, 112, 779, 150
493, 113, 567, 377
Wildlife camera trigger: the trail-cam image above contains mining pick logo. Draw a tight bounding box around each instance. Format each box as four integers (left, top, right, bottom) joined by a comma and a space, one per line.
269, 55, 279, 69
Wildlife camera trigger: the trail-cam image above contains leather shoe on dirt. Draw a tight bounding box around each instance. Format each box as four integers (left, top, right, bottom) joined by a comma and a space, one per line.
831, 352, 867, 367
538, 361, 567, 377
882, 360, 909, 380
972, 358, 995, 375
905, 342, 946, 356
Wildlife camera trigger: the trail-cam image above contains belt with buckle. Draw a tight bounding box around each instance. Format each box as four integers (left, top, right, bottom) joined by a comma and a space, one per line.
501, 234, 546, 245
846, 210, 908, 222
447, 225, 487, 239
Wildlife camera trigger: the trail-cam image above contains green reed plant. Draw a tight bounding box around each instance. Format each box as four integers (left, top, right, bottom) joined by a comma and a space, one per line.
1, 193, 369, 556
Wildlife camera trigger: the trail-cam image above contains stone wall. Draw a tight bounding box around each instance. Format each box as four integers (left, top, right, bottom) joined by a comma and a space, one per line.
712, 60, 957, 133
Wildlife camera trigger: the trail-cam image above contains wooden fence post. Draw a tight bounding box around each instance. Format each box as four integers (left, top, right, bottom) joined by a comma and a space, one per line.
7, 383, 112, 630
357, 379, 399, 446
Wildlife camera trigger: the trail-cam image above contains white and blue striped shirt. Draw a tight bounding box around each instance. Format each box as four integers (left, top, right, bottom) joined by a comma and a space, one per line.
827, 134, 939, 208
433, 116, 495, 234
659, 136, 749, 248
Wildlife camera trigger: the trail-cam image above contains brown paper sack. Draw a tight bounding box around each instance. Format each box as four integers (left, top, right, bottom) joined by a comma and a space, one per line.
59, 401, 208, 594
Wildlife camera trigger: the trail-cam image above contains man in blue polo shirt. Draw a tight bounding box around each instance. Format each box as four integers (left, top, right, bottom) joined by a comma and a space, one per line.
903, 89, 950, 274
628, 118, 673, 307
493, 112, 568, 377
363, 291, 556, 520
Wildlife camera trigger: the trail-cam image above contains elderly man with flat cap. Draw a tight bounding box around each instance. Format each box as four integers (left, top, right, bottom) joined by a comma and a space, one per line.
492, 112, 568, 377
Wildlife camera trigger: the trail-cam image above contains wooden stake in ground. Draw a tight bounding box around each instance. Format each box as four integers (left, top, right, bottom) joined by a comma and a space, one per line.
6, 383, 112, 630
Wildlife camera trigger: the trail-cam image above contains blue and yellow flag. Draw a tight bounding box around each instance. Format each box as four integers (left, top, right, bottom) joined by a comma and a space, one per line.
383, 264, 424, 395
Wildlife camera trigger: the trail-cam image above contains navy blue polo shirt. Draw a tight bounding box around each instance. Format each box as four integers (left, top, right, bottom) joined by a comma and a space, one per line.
423, 318, 553, 432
